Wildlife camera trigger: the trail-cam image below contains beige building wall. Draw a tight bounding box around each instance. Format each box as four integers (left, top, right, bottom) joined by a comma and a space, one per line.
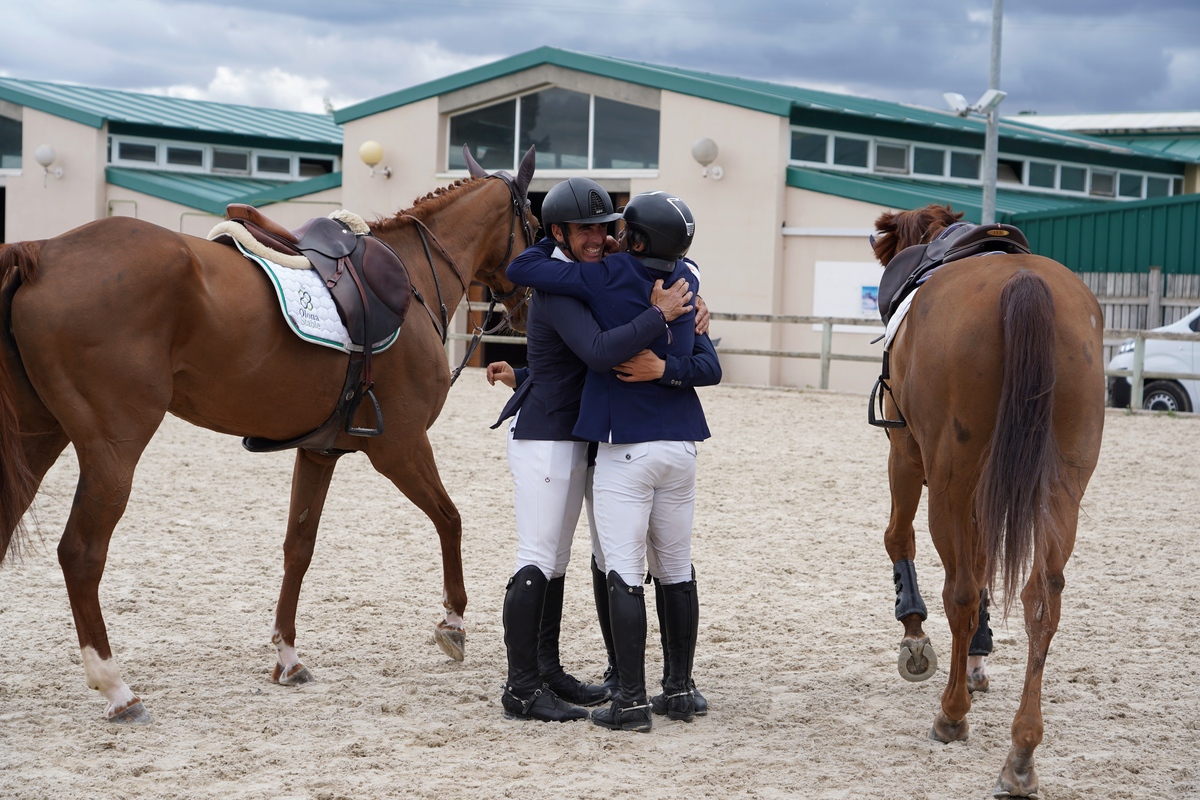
341, 98, 443, 222
5, 110, 106, 240
641, 92, 791, 387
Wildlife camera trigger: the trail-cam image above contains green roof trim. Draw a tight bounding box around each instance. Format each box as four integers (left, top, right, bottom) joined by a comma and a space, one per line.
786, 166, 1109, 223
106, 168, 342, 215
0, 77, 341, 148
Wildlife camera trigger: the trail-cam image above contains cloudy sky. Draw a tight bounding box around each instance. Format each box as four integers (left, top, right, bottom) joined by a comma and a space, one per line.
3, 0, 1197, 118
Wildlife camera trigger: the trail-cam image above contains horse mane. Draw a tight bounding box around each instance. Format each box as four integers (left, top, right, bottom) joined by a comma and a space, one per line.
871, 204, 964, 266
369, 176, 488, 235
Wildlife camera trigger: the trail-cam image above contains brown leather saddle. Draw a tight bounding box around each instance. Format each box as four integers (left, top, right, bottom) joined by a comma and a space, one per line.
219, 204, 414, 452
877, 222, 1032, 326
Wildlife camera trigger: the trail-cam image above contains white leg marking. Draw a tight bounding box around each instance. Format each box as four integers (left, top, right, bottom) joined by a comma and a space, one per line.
81, 646, 137, 716
272, 628, 301, 671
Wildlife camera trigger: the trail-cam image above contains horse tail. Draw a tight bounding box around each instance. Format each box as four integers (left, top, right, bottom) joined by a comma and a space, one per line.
975, 270, 1061, 619
0, 242, 41, 565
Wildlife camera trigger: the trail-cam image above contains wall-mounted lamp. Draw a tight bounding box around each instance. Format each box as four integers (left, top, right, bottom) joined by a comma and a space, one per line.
691, 137, 724, 181
358, 140, 392, 179
34, 144, 63, 185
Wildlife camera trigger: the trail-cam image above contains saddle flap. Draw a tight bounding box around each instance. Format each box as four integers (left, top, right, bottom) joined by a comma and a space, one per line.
295, 216, 360, 259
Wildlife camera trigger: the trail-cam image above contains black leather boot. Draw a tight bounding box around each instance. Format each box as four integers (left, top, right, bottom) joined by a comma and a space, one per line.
501, 565, 587, 722
650, 577, 698, 721
590, 572, 652, 732
651, 572, 709, 717
538, 575, 609, 706
592, 556, 620, 695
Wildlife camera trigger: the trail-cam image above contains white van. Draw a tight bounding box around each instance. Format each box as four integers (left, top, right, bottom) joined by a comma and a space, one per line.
1107, 305, 1200, 412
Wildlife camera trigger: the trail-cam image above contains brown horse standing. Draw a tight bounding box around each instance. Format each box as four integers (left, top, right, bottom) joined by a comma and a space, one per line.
0, 149, 536, 724
870, 204, 1105, 797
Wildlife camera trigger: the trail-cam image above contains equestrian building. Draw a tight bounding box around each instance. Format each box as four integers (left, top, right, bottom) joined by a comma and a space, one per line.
3, 48, 1198, 392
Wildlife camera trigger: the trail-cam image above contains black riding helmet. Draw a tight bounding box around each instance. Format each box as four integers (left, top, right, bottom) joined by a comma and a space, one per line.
622, 190, 695, 272
540, 177, 622, 232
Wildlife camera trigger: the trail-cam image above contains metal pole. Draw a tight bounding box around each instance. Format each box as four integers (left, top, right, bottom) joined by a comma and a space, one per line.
981, 0, 1004, 224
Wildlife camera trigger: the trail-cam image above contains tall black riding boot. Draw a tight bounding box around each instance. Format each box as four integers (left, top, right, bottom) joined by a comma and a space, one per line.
590, 572, 652, 732
592, 556, 620, 695
652, 572, 709, 716
538, 575, 609, 706
501, 565, 587, 722
651, 577, 699, 721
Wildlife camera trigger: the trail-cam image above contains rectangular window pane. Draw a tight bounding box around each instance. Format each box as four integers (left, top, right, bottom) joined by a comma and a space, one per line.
166, 146, 203, 167
949, 151, 980, 180
593, 97, 658, 169
913, 146, 944, 175
832, 137, 868, 168
1060, 165, 1086, 192
1146, 176, 1170, 198
791, 131, 828, 163
118, 141, 157, 163
0, 116, 21, 169
257, 155, 292, 175
449, 99, 516, 170
1118, 173, 1143, 198
1090, 171, 1115, 197
874, 143, 908, 173
299, 157, 335, 178
1028, 162, 1056, 188
520, 88, 590, 170
213, 149, 249, 172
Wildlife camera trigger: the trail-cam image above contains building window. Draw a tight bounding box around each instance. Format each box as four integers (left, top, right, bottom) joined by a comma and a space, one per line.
832, 136, 868, 168
256, 154, 292, 175
166, 145, 204, 168
997, 158, 1024, 184
521, 88, 590, 170
791, 131, 828, 163
912, 146, 945, 176
449, 90, 659, 172
1028, 161, 1056, 188
1090, 170, 1115, 197
1060, 165, 1087, 192
593, 97, 658, 169
0, 115, 22, 170
874, 142, 908, 174
949, 151, 980, 180
118, 141, 158, 163
299, 156, 335, 177
1118, 173, 1143, 198
213, 149, 250, 174
1146, 176, 1171, 198
449, 99, 517, 171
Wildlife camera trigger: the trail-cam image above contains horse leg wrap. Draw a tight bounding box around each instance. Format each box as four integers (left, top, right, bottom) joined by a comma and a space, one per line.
893, 559, 928, 621
969, 588, 994, 656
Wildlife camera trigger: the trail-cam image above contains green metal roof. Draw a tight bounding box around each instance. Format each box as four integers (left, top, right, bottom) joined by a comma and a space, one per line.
335, 47, 1188, 169
0, 77, 341, 150
1098, 135, 1200, 162
785, 166, 1109, 224
106, 168, 342, 215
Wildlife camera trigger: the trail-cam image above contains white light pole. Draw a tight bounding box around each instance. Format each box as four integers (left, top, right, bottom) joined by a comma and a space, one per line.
944, 0, 1005, 224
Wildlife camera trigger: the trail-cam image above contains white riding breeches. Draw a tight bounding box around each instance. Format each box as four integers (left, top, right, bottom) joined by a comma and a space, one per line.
592, 440, 697, 586
508, 414, 589, 579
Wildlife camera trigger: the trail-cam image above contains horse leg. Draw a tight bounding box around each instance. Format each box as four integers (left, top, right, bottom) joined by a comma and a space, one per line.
928, 497, 981, 745
366, 433, 467, 661
884, 438, 936, 682
994, 506, 1074, 798
967, 587, 993, 694
270, 448, 341, 685
59, 436, 158, 723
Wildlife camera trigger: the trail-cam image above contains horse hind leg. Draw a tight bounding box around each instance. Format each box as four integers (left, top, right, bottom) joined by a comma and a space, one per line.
270, 448, 341, 685
366, 433, 467, 662
884, 440, 936, 682
967, 588, 993, 694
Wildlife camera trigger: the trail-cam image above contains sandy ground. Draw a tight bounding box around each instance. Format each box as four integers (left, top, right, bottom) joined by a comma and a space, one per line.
1, 371, 1197, 800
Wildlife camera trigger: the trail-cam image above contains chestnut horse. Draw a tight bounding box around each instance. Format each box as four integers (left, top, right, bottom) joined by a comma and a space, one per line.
870, 204, 1105, 797
0, 148, 536, 724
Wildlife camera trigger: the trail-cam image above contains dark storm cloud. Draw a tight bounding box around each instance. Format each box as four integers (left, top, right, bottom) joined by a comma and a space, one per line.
2, 0, 1198, 115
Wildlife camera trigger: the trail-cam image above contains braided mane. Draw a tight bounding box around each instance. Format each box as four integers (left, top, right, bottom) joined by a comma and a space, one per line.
369, 176, 487, 235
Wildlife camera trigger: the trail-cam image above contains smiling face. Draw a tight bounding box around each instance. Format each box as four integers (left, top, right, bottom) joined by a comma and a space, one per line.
553, 222, 609, 263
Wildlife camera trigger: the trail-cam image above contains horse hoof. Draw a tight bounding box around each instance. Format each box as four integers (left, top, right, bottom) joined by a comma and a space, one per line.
993, 747, 1039, 797
898, 640, 938, 682
968, 671, 990, 694
108, 698, 153, 724
272, 662, 315, 685
435, 623, 466, 662
929, 712, 969, 743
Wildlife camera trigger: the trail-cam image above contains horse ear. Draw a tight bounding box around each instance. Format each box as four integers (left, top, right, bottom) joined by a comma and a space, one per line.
516, 146, 536, 198
462, 145, 489, 179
